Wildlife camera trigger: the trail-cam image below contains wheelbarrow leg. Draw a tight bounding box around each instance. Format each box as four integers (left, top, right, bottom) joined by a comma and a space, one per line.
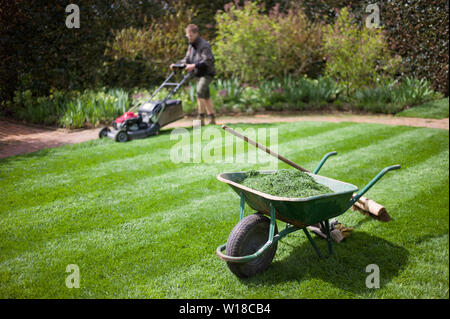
239, 192, 245, 221
324, 219, 333, 256
318, 220, 333, 256
304, 220, 334, 258
302, 228, 323, 258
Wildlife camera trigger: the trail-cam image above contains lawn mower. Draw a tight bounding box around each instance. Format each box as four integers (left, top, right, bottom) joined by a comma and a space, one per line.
99, 63, 192, 142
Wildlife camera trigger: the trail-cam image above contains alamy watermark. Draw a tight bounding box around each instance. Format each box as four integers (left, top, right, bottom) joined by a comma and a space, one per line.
65, 4, 80, 29
66, 264, 80, 288
365, 264, 380, 288
365, 3, 380, 29
170, 121, 279, 170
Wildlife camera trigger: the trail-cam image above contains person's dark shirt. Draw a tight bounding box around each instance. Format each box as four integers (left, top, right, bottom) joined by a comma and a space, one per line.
180, 36, 215, 77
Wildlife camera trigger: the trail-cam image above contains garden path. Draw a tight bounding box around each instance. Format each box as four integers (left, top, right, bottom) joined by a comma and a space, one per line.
1, 113, 448, 158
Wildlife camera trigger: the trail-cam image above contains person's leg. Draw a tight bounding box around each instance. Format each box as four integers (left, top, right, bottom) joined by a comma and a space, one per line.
195, 77, 206, 126
204, 98, 216, 124
196, 76, 215, 125
205, 98, 214, 115
197, 98, 206, 114
196, 98, 206, 126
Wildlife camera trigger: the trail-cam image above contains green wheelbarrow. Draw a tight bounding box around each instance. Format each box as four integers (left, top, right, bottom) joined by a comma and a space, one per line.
216, 126, 401, 278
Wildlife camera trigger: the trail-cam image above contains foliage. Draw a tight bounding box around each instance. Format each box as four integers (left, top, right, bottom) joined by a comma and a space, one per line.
381, 0, 449, 95
351, 82, 399, 114
214, 1, 323, 83
6, 89, 74, 125
0, 0, 166, 102
269, 3, 324, 78
7, 88, 130, 128
285, 0, 449, 95
9, 73, 442, 129
61, 89, 130, 129
105, 1, 197, 87
281, 76, 342, 107
214, 2, 277, 83
323, 7, 401, 93
132, 75, 343, 114
351, 77, 442, 114
214, 78, 244, 106
133, 74, 443, 115
392, 78, 442, 107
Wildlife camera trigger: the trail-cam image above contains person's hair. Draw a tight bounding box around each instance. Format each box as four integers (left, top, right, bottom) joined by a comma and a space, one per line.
186, 24, 199, 34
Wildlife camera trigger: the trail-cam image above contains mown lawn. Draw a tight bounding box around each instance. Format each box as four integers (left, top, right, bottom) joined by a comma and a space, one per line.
0, 121, 448, 298
396, 97, 449, 119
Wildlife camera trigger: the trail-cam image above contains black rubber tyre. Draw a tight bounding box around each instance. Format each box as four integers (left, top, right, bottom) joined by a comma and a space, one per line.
98, 127, 110, 139
115, 130, 129, 142
225, 213, 278, 278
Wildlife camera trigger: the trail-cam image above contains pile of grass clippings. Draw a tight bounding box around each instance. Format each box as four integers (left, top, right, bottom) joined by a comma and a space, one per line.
240, 169, 334, 198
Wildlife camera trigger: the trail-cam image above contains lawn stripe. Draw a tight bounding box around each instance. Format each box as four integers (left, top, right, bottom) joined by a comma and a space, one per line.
0, 123, 366, 212
0, 121, 351, 188
0, 121, 345, 179
0, 123, 411, 230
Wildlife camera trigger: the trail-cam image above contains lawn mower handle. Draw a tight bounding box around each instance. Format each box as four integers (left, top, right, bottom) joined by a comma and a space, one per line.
171, 63, 186, 70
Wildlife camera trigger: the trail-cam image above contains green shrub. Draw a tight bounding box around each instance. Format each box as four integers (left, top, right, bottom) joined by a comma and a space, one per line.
214, 78, 244, 106
290, 0, 449, 95
105, 1, 197, 87
323, 7, 401, 93
214, 2, 277, 83
0, 1, 166, 103
214, 1, 323, 83
392, 77, 442, 107
8, 89, 72, 125
352, 82, 398, 113
130, 75, 440, 116
270, 2, 324, 78
351, 77, 442, 114
61, 89, 131, 129
8, 88, 130, 129
277, 76, 341, 109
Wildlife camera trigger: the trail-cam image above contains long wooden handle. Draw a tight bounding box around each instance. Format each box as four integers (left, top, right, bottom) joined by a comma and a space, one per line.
221, 125, 310, 172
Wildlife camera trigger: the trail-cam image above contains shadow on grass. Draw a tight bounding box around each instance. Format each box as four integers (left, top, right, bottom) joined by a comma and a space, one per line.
239, 231, 409, 295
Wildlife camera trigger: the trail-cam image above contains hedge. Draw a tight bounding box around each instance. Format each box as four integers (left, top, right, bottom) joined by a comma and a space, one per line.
1, 0, 447, 117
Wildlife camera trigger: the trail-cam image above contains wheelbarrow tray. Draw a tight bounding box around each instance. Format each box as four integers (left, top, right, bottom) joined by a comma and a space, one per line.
217, 171, 359, 227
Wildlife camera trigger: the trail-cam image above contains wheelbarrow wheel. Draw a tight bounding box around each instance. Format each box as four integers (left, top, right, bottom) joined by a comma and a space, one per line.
225, 213, 278, 278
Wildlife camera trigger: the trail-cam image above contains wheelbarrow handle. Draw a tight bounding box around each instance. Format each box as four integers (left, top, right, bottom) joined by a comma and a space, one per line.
348, 164, 401, 209
313, 151, 338, 174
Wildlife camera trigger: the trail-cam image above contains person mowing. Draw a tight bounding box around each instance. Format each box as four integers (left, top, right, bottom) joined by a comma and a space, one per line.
170, 24, 216, 126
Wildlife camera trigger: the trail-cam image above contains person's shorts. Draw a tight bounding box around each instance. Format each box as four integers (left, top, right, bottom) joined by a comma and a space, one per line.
196, 75, 214, 99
